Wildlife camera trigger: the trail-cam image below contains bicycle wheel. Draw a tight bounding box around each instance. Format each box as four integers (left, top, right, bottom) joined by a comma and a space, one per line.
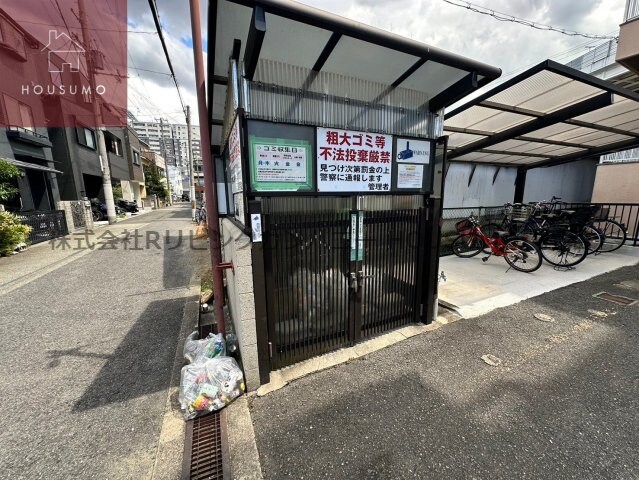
452, 234, 484, 258
503, 236, 542, 273
593, 220, 627, 253
581, 225, 603, 255
538, 230, 588, 267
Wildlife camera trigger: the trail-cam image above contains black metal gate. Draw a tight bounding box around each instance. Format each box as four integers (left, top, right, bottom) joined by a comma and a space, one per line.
263, 199, 423, 370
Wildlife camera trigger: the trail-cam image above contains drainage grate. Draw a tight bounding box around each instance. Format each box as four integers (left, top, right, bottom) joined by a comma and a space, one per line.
183, 412, 224, 480
593, 291, 638, 306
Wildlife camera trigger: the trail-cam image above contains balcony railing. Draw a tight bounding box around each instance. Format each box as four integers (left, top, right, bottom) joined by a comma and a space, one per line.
600, 147, 639, 164
6, 125, 48, 139
625, 0, 639, 21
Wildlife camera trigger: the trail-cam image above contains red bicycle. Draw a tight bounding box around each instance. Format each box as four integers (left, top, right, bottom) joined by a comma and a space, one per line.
452, 214, 542, 273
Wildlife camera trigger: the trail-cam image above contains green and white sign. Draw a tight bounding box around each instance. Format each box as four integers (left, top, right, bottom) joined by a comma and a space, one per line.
249, 136, 313, 192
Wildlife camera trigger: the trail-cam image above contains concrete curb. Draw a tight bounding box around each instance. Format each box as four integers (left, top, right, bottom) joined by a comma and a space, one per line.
255, 313, 460, 398
221, 396, 264, 480
150, 273, 201, 480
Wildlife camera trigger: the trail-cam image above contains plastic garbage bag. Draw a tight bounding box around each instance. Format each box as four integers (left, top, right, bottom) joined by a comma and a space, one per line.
179, 357, 245, 420
183, 331, 201, 363
183, 332, 226, 363
199, 333, 226, 361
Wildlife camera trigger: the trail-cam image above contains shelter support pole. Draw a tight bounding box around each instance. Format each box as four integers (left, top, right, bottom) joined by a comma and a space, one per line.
249, 200, 271, 385
514, 166, 527, 204
423, 137, 448, 324
190, 0, 225, 335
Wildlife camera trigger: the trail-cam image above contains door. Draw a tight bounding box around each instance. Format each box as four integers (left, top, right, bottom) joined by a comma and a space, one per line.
263, 196, 424, 370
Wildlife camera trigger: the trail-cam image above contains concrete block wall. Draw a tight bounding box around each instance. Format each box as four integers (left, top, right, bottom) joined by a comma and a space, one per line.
221, 218, 260, 391
56, 201, 94, 232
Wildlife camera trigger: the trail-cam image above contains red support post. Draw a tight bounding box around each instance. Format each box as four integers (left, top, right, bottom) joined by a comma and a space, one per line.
189, 0, 225, 335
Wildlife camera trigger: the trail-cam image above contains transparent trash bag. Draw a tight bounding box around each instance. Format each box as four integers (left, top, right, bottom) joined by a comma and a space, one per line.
179, 357, 245, 420
183, 332, 226, 363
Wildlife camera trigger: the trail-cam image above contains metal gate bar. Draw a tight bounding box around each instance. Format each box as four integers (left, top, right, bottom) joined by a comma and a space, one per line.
266, 210, 351, 369
264, 202, 422, 370
361, 209, 420, 337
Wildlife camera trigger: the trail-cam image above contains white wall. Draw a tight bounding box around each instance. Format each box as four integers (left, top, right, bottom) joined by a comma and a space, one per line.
444, 159, 598, 208
524, 159, 598, 203
444, 163, 517, 208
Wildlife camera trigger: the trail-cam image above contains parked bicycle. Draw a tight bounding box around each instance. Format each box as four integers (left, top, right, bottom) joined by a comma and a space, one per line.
194, 203, 207, 225
543, 197, 627, 253
452, 214, 542, 273
482, 200, 589, 268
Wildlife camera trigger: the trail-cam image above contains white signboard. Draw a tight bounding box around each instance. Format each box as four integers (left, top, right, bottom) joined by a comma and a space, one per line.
229, 117, 243, 194
254, 143, 307, 183
397, 164, 424, 189
395, 137, 431, 164
251, 213, 262, 243
317, 127, 392, 193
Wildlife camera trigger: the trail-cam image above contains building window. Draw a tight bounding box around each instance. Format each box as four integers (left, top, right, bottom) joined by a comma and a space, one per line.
133, 151, 140, 165
106, 135, 123, 156
0, 16, 27, 61
77, 127, 96, 149
2, 94, 34, 132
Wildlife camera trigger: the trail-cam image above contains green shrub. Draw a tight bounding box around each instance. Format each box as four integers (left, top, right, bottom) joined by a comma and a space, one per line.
0, 159, 20, 202
0, 212, 31, 256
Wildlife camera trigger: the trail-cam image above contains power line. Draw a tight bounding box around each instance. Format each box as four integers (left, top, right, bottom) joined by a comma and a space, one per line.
147, 0, 187, 117
443, 0, 618, 41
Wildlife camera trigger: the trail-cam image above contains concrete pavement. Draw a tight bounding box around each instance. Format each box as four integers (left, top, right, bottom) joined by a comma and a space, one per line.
0, 205, 207, 479
439, 245, 639, 318
251, 264, 639, 479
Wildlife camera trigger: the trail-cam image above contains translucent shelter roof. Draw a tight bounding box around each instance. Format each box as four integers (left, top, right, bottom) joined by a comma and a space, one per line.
208, 0, 502, 141
445, 60, 639, 168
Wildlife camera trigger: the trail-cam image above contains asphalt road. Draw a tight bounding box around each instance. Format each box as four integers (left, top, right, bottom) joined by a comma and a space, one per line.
251, 264, 639, 479
0, 205, 207, 479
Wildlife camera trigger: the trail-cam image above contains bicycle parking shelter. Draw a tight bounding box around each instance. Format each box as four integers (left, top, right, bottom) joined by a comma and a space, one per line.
443, 59, 639, 202
208, 0, 502, 384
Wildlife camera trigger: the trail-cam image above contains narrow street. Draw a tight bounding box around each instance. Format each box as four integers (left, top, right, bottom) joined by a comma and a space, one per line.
0, 205, 207, 479
251, 264, 639, 479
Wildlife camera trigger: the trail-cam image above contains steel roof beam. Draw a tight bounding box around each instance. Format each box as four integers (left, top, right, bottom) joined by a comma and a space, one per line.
443, 126, 492, 136
224, 0, 502, 79
526, 137, 639, 169
312, 32, 341, 72
476, 148, 553, 159
243, 6, 266, 81
428, 72, 478, 113
563, 119, 639, 138
479, 101, 543, 118
213, 75, 228, 85
514, 136, 590, 149
448, 92, 613, 159
392, 58, 428, 88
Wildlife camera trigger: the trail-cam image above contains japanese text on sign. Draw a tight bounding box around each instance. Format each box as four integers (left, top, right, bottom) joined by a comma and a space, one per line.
317, 128, 392, 192
255, 144, 307, 183
229, 117, 243, 194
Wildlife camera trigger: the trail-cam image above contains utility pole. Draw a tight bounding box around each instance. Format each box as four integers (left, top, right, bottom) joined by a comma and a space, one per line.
189, 0, 225, 335
78, 0, 116, 224
186, 105, 196, 220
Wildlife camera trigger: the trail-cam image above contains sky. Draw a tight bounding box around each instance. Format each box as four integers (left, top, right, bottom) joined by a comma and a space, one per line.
126, 0, 627, 125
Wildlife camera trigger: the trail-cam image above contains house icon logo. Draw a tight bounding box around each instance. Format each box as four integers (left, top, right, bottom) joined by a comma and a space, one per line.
42, 30, 85, 73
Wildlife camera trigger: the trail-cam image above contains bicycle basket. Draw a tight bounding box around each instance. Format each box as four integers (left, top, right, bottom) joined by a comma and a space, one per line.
508, 204, 533, 222
455, 219, 474, 235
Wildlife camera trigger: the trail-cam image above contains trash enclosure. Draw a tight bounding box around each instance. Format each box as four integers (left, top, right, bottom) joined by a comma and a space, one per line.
209, 0, 501, 384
